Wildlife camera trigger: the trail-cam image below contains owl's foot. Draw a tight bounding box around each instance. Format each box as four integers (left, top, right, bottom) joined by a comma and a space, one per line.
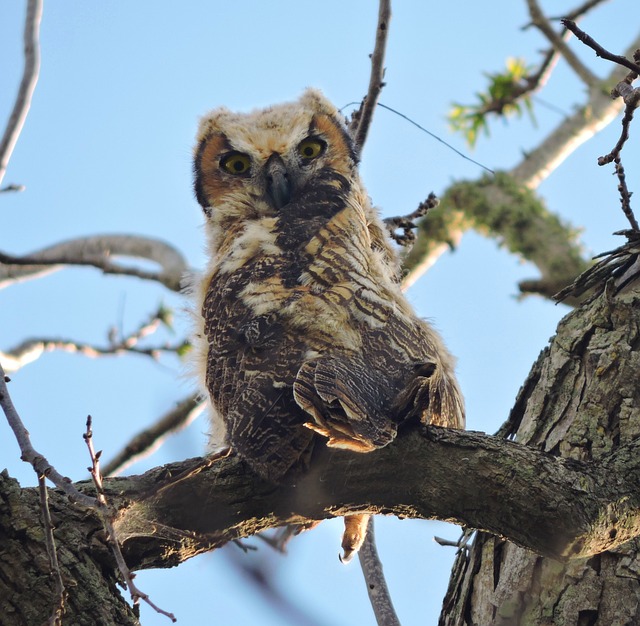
339, 513, 370, 563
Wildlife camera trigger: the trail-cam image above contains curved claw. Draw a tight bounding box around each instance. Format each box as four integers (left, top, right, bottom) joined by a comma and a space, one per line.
340, 513, 370, 564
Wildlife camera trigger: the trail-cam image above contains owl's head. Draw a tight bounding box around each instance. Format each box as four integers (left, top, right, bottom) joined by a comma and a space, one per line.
193, 89, 358, 222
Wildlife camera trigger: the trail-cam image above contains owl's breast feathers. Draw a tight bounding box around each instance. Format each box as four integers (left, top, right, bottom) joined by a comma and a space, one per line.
201, 176, 464, 480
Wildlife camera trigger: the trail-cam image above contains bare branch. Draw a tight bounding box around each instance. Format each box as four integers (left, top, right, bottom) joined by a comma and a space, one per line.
0, 234, 189, 291
613, 158, 638, 231
84, 417, 177, 622
358, 518, 401, 626
598, 83, 640, 166
1, 336, 187, 375
39, 475, 66, 626
526, 1, 599, 87
509, 33, 640, 189
0, 0, 42, 188
102, 393, 204, 477
0, 363, 97, 508
562, 19, 640, 75
384, 192, 439, 248
1, 304, 188, 373
548, 0, 612, 23
351, 0, 391, 152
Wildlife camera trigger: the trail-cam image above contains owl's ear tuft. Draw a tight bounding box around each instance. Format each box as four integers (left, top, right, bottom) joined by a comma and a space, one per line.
196, 107, 232, 144
299, 88, 340, 118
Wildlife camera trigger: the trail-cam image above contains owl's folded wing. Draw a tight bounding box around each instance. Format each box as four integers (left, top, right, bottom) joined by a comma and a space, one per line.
293, 355, 397, 451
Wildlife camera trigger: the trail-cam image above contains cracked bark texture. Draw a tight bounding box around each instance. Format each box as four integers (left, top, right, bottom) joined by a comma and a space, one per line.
440, 285, 640, 626
0, 471, 139, 626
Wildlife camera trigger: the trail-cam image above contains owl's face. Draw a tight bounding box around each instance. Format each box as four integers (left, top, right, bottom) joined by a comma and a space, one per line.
193, 89, 358, 222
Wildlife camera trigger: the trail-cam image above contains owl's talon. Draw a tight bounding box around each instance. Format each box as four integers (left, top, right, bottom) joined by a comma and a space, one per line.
339, 548, 355, 564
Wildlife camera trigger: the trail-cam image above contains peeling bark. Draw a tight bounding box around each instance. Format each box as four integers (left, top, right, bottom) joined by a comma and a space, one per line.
440, 285, 640, 625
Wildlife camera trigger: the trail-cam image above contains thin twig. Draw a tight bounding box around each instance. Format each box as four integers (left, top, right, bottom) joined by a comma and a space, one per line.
1, 305, 186, 373
549, 0, 611, 23
0, 335, 188, 374
526, 1, 599, 87
562, 19, 640, 75
598, 86, 640, 166
508, 33, 640, 189
383, 192, 439, 247
613, 157, 638, 231
0, 0, 43, 187
358, 518, 401, 626
102, 393, 204, 477
39, 475, 66, 626
0, 363, 97, 508
352, 0, 392, 152
84, 416, 177, 622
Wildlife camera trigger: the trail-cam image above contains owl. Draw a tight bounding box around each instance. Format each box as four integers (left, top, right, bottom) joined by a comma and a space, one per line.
190, 89, 464, 561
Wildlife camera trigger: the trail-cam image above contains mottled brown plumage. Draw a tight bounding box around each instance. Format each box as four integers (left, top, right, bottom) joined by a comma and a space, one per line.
190, 89, 464, 560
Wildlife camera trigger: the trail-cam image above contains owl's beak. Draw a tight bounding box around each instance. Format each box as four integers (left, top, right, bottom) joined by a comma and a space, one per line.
264, 154, 291, 210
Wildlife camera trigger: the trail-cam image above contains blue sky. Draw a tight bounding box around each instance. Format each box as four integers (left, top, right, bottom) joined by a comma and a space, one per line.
1, 2, 638, 625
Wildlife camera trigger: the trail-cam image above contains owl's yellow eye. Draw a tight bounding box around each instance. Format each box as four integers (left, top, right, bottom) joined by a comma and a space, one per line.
297, 137, 325, 161
220, 152, 251, 175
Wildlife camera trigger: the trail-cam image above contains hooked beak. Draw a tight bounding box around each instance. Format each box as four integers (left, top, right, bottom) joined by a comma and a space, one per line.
265, 154, 291, 209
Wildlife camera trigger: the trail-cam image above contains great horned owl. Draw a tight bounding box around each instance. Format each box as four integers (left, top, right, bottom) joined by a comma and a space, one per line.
190, 89, 464, 560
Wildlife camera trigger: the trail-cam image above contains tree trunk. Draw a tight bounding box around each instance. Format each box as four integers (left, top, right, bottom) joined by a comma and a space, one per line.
440, 285, 640, 625
0, 471, 139, 626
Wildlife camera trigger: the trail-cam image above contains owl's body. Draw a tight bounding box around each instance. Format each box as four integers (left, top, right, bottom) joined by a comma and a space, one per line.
191, 90, 464, 553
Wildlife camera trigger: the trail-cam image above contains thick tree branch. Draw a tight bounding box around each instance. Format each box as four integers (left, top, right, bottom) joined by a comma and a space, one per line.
510, 33, 640, 189
97, 425, 640, 572
0, 234, 188, 291
0, 0, 42, 188
403, 34, 640, 293
402, 173, 588, 300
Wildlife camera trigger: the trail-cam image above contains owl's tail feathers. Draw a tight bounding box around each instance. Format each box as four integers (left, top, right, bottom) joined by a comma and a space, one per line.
293, 356, 397, 451
393, 361, 466, 429
340, 513, 370, 563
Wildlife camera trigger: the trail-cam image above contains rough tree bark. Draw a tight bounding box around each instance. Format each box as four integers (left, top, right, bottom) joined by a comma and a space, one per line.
440, 284, 640, 625
0, 470, 138, 626
1, 281, 638, 625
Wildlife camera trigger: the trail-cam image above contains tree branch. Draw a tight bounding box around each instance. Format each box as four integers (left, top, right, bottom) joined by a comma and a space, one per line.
402, 31, 640, 294
0, 0, 42, 188
102, 393, 204, 477
562, 19, 640, 75
0, 234, 189, 291
0, 366, 97, 508
350, 0, 391, 153
358, 518, 401, 626
511, 33, 640, 189
526, 0, 599, 88
99, 425, 640, 573
401, 173, 589, 300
